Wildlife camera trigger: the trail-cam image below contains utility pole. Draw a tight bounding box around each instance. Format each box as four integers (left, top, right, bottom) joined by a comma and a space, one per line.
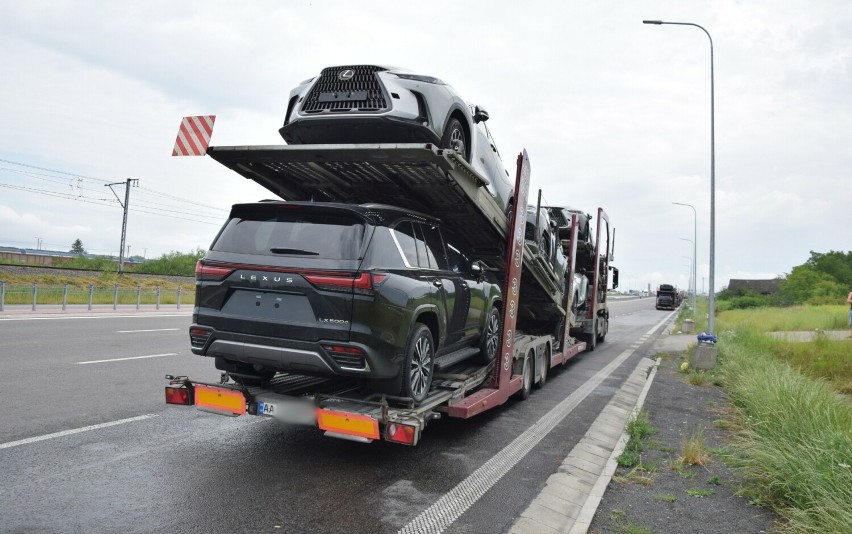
106, 178, 137, 274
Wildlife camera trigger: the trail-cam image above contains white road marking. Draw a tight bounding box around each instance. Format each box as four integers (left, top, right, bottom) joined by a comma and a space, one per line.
0, 414, 158, 450
77, 353, 178, 365
117, 328, 180, 333
0, 314, 188, 322
398, 310, 676, 534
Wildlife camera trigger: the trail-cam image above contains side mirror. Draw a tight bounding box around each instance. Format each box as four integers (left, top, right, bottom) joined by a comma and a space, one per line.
473, 106, 490, 123
611, 267, 619, 289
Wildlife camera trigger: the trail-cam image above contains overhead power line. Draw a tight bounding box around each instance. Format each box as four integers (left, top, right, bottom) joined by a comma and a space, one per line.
0, 157, 233, 223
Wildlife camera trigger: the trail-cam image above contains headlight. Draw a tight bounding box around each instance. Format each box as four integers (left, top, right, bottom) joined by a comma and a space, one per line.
391, 73, 446, 85
298, 77, 316, 85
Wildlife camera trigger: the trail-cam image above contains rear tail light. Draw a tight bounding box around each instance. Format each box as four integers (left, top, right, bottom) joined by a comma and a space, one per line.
165, 375, 194, 405
165, 386, 192, 405
195, 260, 234, 281
305, 272, 383, 294
385, 422, 417, 445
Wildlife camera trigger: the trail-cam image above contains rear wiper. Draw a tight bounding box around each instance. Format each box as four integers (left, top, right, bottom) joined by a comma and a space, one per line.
269, 248, 319, 255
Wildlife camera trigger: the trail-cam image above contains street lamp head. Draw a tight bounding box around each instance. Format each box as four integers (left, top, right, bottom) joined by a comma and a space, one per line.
643, 20, 663, 25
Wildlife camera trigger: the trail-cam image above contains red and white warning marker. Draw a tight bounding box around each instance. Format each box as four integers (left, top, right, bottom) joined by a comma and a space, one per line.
172, 115, 216, 156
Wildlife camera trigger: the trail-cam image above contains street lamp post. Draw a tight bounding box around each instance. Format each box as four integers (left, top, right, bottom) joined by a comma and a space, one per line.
680, 240, 695, 312
682, 255, 693, 306
673, 202, 697, 316
645, 19, 716, 334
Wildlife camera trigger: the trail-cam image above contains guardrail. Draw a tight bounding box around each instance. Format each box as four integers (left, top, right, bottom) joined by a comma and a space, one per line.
0, 281, 193, 312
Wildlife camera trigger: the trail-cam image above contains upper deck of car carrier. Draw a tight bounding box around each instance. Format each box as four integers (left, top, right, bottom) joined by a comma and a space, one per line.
206, 142, 566, 322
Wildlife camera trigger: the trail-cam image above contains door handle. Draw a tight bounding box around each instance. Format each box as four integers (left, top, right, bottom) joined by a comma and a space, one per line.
432, 279, 443, 287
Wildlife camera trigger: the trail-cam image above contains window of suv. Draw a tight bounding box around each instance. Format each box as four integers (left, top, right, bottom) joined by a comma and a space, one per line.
446, 243, 471, 274
391, 221, 420, 268
211, 206, 365, 260
421, 224, 449, 270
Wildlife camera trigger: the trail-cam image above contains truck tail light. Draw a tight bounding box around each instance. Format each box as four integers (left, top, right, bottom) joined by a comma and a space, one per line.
385, 422, 417, 445
165, 386, 192, 405
195, 261, 233, 281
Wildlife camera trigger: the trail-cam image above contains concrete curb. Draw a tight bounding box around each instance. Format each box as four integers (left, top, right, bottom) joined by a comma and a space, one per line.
509, 356, 659, 534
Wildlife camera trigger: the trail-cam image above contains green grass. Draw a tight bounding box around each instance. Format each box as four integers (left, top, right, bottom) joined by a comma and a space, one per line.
763, 336, 852, 394
720, 305, 848, 331
617, 411, 655, 468
606, 509, 654, 534
714, 316, 852, 533
0, 268, 194, 306
680, 425, 711, 466
686, 488, 716, 498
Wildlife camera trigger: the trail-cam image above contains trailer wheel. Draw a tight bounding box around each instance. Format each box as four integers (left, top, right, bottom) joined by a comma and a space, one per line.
585, 322, 598, 352
515, 350, 533, 400
478, 306, 501, 364
535, 344, 550, 389
401, 324, 434, 403
441, 118, 469, 161
596, 322, 606, 344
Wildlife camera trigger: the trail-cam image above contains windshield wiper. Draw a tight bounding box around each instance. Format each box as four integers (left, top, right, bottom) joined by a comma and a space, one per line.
269, 248, 319, 255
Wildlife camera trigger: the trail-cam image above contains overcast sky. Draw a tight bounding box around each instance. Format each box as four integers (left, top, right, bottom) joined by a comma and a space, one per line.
1, 0, 850, 293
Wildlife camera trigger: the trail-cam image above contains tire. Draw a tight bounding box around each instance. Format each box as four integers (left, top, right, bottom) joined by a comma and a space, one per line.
585, 321, 598, 352
597, 321, 606, 344
535, 345, 550, 389
400, 323, 435, 403
514, 351, 533, 400
440, 118, 469, 161
478, 306, 501, 364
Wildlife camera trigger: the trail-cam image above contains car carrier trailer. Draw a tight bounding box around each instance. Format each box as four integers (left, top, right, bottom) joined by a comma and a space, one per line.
165, 119, 611, 445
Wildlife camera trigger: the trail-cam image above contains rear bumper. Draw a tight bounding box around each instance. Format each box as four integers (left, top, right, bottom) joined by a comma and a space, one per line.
190, 326, 400, 379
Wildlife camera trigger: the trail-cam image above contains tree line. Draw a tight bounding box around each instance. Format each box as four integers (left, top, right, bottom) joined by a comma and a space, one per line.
718, 250, 852, 308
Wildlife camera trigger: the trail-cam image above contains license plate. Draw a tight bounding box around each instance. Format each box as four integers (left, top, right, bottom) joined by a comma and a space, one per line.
318, 91, 368, 103
256, 398, 316, 425
257, 400, 275, 415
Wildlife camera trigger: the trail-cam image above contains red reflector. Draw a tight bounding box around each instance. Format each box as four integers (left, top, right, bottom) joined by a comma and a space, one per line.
189, 327, 210, 336
323, 344, 363, 355
165, 386, 191, 405
386, 422, 417, 445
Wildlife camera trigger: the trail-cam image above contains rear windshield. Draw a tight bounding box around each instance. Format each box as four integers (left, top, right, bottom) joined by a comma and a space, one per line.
211, 208, 366, 260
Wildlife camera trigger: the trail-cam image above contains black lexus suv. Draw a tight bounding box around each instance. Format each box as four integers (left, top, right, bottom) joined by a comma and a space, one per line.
190, 201, 503, 403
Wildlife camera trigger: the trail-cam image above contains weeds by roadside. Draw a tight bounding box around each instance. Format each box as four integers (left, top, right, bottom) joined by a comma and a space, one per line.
616, 411, 654, 468
716, 322, 852, 533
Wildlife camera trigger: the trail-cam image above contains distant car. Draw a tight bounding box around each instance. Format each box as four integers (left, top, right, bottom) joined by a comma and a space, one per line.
190, 201, 503, 404
278, 64, 515, 213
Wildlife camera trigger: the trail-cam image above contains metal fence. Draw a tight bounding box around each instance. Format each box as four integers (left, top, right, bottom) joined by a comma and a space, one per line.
0, 281, 193, 311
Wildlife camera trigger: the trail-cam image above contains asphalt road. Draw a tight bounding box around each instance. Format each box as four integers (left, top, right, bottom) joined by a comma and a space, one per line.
0, 297, 669, 533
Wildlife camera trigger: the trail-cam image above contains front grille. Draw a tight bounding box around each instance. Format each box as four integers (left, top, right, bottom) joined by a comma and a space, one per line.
301, 65, 388, 113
